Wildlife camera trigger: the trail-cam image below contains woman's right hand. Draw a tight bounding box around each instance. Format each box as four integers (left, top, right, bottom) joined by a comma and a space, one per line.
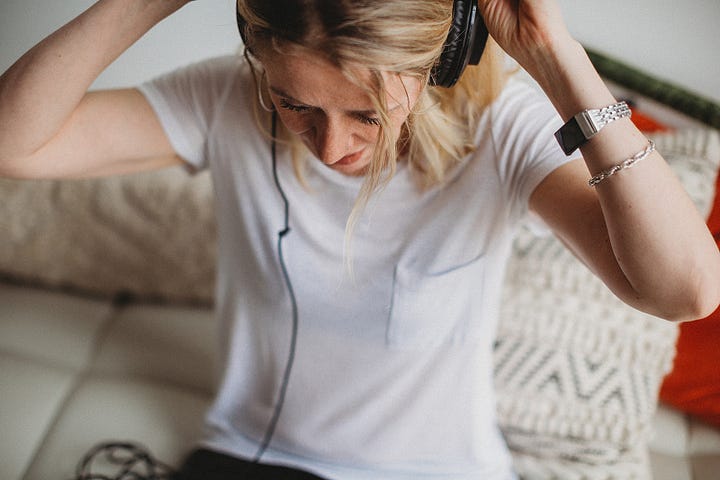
0, 0, 193, 179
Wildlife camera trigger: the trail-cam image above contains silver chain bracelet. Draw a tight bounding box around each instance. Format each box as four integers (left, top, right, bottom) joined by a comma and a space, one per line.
588, 140, 656, 187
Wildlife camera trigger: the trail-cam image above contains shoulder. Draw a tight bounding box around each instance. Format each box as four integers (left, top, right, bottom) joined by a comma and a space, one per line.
482, 76, 562, 139
466, 74, 572, 213
136, 55, 260, 170
137, 54, 258, 133
140, 55, 252, 105
185, 54, 249, 84
472, 75, 565, 164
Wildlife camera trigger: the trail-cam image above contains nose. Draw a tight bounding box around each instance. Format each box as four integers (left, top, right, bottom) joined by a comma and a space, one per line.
314, 117, 353, 165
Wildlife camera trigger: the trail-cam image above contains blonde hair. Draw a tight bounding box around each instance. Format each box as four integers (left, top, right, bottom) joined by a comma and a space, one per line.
239, 0, 508, 250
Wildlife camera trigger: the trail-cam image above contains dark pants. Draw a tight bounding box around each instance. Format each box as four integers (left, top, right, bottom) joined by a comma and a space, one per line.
172, 449, 328, 480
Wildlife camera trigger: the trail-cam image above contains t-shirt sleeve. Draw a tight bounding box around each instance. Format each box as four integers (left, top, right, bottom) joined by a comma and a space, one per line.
484, 78, 577, 231
136, 55, 240, 171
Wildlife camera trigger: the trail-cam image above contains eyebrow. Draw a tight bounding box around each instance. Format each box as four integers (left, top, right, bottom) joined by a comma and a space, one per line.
269, 86, 403, 116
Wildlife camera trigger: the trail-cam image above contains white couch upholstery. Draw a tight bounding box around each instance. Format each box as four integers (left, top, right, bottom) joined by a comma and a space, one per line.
648, 404, 720, 480
0, 284, 214, 479
2, 279, 720, 480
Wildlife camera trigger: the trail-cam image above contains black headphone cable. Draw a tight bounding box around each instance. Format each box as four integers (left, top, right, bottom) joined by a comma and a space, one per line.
252, 110, 299, 462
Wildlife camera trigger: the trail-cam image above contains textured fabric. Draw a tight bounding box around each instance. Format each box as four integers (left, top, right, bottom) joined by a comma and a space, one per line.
496, 226, 677, 479
659, 128, 720, 430
138, 55, 570, 480
494, 126, 720, 479
0, 168, 216, 304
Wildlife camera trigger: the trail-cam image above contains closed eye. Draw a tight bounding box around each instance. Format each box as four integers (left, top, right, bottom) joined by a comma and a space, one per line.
279, 98, 311, 113
278, 96, 380, 127
355, 113, 381, 126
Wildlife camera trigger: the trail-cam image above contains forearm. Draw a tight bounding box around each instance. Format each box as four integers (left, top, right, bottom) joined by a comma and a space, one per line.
531, 40, 720, 320
0, 0, 189, 162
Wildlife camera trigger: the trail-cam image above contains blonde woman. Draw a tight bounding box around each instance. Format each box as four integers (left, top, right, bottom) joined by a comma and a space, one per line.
1, 0, 718, 479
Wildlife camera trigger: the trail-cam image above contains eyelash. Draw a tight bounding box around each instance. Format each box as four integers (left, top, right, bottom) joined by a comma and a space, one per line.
360, 116, 382, 127
278, 98, 381, 127
278, 98, 308, 113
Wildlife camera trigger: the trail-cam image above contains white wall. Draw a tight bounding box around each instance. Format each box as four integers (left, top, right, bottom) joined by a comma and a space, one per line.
558, 0, 720, 103
0, 0, 240, 90
1, 0, 718, 102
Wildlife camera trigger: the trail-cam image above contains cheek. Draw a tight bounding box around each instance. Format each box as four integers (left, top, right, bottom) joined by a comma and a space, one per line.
388, 111, 411, 139
391, 113, 409, 131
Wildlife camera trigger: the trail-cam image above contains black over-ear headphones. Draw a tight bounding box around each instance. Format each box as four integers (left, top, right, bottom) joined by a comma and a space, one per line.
431, 0, 489, 87
236, 0, 489, 88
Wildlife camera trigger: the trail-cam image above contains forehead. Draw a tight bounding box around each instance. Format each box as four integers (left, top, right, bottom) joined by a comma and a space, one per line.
260, 49, 419, 110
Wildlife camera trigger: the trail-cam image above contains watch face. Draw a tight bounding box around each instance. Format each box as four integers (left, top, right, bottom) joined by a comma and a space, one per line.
554, 117, 587, 155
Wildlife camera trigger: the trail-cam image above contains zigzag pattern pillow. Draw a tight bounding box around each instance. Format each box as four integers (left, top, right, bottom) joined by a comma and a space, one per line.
494, 127, 719, 479
495, 228, 677, 479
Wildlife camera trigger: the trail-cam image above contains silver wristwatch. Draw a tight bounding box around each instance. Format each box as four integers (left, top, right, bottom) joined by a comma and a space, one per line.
554, 101, 632, 155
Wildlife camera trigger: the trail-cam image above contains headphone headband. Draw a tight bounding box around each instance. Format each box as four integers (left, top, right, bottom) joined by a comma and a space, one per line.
236, 0, 488, 88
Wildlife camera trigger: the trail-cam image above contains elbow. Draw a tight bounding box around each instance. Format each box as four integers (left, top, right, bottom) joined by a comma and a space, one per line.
667, 296, 720, 324
687, 254, 720, 321
659, 270, 720, 323
685, 276, 720, 322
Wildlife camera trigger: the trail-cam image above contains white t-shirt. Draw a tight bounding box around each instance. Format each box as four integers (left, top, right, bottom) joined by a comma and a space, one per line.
139, 55, 572, 480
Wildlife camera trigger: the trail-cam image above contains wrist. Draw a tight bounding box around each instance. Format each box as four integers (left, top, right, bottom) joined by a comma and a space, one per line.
525, 38, 617, 121
554, 101, 632, 155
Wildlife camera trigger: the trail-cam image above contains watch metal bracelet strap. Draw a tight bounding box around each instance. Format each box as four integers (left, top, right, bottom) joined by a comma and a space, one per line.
554, 101, 632, 155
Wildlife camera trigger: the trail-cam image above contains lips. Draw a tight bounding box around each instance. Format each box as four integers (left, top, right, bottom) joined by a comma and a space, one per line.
334, 150, 364, 166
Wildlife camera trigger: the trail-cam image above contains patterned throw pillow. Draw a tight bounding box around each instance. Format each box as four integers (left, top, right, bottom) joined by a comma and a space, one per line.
0, 167, 216, 304
494, 127, 719, 479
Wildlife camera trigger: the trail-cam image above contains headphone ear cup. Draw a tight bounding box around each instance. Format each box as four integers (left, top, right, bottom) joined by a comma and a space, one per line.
430, 0, 489, 88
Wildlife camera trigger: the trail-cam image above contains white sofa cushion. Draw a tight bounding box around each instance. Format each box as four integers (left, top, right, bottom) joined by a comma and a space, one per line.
0, 354, 77, 480
21, 377, 211, 480
92, 304, 218, 394
0, 285, 113, 369
0, 283, 215, 480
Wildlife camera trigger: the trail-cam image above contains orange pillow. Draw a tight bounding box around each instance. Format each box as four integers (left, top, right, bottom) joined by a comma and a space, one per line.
629, 106, 671, 133
659, 169, 720, 429
660, 311, 720, 428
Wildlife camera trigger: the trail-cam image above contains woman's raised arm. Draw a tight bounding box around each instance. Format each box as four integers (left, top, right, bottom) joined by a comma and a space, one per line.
479, 0, 720, 321
0, 0, 192, 179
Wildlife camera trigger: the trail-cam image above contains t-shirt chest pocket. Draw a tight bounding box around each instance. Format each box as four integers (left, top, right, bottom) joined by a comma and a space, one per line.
386, 254, 486, 350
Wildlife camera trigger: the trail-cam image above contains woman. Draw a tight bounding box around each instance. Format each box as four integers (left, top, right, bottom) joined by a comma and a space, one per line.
1, 0, 718, 479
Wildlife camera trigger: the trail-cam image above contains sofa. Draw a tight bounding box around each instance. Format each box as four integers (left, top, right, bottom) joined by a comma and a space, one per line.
2, 82, 720, 479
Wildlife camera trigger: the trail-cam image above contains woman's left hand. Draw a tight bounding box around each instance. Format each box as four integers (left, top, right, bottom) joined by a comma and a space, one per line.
482, 1, 720, 322
477, 0, 573, 74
